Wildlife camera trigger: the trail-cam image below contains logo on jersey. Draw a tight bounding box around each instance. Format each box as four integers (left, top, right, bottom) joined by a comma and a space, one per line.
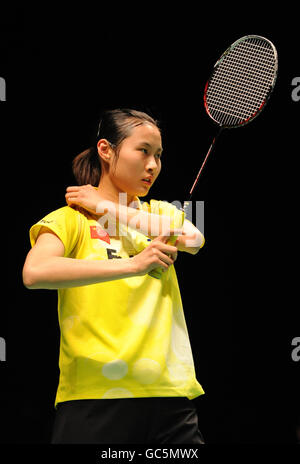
90, 225, 110, 244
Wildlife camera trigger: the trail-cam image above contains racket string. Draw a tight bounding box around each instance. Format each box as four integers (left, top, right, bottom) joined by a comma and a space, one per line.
208, 72, 274, 116
207, 86, 269, 123
208, 87, 269, 120
220, 50, 276, 72
208, 81, 270, 106
205, 37, 277, 126
211, 61, 275, 85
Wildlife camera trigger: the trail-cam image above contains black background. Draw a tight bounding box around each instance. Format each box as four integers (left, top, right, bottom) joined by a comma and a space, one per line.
0, 5, 299, 452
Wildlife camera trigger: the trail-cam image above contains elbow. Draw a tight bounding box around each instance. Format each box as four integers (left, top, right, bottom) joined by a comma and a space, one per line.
189, 245, 201, 255
194, 234, 205, 254
176, 230, 205, 254
190, 247, 200, 255
187, 233, 205, 254
22, 265, 39, 289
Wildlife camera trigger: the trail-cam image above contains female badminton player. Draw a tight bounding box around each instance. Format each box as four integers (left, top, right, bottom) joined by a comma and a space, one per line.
22, 108, 205, 444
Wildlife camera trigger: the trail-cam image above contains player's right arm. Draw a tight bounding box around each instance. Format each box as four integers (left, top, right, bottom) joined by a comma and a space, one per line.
22, 227, 177, 289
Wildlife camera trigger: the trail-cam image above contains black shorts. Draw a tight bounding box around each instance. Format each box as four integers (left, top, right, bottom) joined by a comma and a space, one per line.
51, 397, 205, 445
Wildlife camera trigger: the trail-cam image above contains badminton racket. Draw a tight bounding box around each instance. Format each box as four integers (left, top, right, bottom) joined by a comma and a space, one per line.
184, 34, 278, 206
150, 34, 278, 279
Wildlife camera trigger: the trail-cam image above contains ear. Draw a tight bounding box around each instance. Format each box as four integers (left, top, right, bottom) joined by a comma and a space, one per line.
97, 139, 114, 164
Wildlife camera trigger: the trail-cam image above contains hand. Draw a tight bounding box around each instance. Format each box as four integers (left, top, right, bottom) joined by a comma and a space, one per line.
132, 233, 178, 276
65, 185, 105, 215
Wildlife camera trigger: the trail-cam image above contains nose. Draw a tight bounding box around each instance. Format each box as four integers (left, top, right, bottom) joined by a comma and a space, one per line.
146, 155, 160, 173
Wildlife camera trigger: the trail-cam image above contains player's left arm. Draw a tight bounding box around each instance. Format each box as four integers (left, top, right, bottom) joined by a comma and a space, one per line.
65, 185, 204, 254
175, 219, 205, 255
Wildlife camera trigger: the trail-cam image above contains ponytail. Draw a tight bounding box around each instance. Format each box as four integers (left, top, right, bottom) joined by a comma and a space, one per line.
72, 146, 101, 186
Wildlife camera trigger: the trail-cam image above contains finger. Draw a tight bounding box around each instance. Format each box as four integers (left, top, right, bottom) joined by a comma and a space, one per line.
167, 250, 177, 261
157, 251, 174, 266
158, 242, 179, 254
154, 244, 177, 262
65, 192, 79, 200
66, 186, 80, 192
65, 195, 79, 204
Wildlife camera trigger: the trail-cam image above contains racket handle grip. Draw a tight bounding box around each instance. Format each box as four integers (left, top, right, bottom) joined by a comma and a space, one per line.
148, 235, 178, 280
148, 268, 164, 279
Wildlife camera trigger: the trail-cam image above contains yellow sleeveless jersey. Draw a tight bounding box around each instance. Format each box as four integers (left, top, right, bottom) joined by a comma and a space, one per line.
29, 197, 204, 406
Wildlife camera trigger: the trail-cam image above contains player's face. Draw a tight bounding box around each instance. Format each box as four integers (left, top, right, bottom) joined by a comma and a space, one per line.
109, 123, 162, 202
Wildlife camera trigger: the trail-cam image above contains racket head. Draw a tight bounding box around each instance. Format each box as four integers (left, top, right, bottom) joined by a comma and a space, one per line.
204, 35, 278, 129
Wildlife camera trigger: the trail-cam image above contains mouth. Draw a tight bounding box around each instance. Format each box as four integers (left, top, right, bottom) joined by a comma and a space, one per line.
141, 178, 153, 186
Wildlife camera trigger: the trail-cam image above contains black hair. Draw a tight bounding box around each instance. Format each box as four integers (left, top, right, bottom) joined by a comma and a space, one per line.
72, 108, 160, 186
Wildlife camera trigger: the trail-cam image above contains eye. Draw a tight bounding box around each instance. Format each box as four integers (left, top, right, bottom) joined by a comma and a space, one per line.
140, 148, 162, 159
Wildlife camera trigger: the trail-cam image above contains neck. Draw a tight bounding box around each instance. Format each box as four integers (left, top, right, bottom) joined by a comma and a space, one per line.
97, 176, 138, 208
